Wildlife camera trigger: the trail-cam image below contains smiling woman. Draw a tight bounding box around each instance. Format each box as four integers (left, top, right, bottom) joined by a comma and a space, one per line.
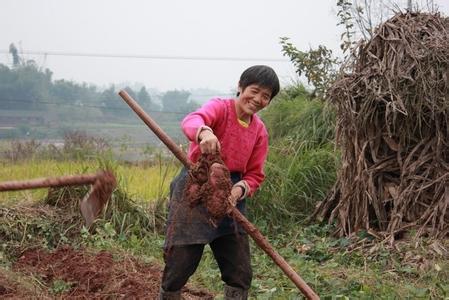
160, 65, 280, 299
235, 84, 272, 123
234, 66, 279, 123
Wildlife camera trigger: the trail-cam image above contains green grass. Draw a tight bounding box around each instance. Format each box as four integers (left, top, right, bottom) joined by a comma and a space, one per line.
22, 212, 440, 299
1, 158, 448, 299
79, 222, 449, 299
251, 94, 338, 228
167, 224, 449, 299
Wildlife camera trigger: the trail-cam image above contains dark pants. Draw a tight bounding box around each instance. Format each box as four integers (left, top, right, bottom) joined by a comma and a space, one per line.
161, 233, 252, 292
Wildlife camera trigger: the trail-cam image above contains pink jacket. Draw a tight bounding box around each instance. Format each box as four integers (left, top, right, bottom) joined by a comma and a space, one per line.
181, 98, 269, 196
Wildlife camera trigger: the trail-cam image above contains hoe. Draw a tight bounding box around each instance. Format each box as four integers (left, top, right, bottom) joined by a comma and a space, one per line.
0, 170, 116, 227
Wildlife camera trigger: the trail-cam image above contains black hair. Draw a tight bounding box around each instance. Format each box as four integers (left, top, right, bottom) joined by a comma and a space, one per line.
237, 65, 280, 100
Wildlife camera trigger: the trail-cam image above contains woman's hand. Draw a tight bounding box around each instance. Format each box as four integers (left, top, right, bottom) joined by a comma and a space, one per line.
198, 129, 221, 154
226, 185, 244, 213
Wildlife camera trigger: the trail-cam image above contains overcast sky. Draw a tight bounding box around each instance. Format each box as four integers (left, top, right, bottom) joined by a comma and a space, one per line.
1, 0, 448, 93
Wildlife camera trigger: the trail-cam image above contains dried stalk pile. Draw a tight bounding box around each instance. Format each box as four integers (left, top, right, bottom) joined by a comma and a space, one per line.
314, 12, 449, 240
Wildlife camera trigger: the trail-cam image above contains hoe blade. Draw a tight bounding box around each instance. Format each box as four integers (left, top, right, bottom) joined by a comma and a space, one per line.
80, 171, 116, 227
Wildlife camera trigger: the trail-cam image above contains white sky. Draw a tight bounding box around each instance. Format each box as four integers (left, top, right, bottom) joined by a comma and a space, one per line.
0, 0, 448, 93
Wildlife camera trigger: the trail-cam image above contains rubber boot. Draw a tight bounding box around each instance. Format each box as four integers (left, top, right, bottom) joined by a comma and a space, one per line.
159, 287, 182, 300
224, 284, 248, 300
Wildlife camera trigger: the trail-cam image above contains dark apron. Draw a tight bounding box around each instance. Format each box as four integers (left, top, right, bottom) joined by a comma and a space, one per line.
164, 168, 246, 248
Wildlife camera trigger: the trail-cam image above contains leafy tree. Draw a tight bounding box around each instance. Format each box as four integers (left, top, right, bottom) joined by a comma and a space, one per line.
51, 80, 83, 104
161, 90, 198, 113
9, 43, 20, 66
161, 90, 188, 112
0, 50, 194, 134
0, 62, 52, 110
280, 37, 339, 99
99, 85, 118, 106
137, 86, 154, 110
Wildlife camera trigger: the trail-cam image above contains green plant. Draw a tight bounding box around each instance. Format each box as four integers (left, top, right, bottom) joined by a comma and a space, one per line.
280, 38, 339, 99
50, 279, 72, 294
251, 93, 338, 228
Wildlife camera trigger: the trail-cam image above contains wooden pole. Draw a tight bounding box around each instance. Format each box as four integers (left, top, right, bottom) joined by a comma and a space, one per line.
0, 174, 97, 191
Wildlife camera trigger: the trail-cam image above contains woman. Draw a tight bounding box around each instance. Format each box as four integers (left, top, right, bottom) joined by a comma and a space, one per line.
160, 65, 280, 300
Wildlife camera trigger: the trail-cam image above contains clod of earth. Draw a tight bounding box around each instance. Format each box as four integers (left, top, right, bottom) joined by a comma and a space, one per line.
185, 153, 232, 225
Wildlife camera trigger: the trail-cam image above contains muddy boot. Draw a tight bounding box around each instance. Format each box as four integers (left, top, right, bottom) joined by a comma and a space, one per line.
224, 284, 248, 300
159, 287, 182, 300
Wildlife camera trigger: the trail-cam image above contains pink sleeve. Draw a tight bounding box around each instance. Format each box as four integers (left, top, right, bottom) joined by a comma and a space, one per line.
243, 130, 269, 196
181, 99, 224, 141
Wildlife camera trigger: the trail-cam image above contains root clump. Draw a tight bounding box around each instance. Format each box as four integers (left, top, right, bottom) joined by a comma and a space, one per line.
185, 153, 233, 225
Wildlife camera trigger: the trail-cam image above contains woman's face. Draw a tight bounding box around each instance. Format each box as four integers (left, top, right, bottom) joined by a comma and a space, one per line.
236, 84, 272, 118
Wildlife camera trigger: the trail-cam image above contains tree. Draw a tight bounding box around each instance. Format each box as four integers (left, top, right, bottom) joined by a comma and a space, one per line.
137, 86, 153, 110
99, 85, 117, 106
0, 62, 53, 110
9, 43, 20, 66
50, 79, 99, 107
280, 38, 339, 99
161, 90, 198, 112
161, 90, 199, 121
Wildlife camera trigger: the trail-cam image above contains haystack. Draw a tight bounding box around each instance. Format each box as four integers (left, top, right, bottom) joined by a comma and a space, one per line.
314, 12, 449, 240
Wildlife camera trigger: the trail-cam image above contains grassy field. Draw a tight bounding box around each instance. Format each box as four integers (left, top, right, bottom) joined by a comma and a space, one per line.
0, 159, 180, 204
1, 159, 448, 299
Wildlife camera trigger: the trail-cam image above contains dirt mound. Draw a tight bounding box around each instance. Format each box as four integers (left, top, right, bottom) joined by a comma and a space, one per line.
12, 246, 213, 299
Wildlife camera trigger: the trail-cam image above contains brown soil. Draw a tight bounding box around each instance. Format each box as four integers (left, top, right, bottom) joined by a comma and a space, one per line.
185, 153, 232, 225
7, 246, 213, 299
0, 269, 45, 298
0, 273, 20, 298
